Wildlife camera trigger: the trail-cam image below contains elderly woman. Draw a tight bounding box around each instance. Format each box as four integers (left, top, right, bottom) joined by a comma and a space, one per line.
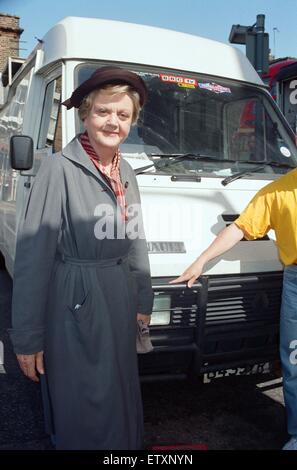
10, 66, 154, 450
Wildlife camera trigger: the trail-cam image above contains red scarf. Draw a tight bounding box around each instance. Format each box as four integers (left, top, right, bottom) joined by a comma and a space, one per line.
80, 132, 127, 221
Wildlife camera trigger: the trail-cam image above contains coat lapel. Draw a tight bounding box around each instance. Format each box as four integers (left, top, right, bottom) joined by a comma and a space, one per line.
61, 136, 117, 201
61, 136, 132, 208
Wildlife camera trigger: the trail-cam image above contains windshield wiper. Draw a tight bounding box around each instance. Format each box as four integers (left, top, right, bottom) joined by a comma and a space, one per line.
221, 161, 295, 186
134, 153, 237, 175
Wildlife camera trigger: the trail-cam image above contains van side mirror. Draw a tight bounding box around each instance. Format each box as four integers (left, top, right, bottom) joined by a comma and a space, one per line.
10, 135, 33, 170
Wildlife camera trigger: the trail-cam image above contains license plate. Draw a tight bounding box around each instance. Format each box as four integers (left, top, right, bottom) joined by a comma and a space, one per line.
203, 362, 271, 383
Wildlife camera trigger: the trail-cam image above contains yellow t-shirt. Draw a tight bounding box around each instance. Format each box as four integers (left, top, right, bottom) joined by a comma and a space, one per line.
234, 168, 297, 266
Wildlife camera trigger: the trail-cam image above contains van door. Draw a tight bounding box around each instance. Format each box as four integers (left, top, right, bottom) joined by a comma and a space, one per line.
0, 66, 33, 273
12, 73, 62, 271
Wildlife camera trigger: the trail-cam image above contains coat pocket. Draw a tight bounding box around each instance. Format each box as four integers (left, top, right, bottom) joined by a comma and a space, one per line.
68, 291, 91, 322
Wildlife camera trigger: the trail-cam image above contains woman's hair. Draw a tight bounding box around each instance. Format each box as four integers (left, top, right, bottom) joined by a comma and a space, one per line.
78, 84, 141, 124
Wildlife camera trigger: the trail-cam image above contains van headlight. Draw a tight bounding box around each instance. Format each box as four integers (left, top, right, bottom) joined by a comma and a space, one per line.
150, 294, 171, 326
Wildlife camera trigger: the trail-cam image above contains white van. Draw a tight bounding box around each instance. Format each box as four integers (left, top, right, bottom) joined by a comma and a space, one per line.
1, 17, 297, 380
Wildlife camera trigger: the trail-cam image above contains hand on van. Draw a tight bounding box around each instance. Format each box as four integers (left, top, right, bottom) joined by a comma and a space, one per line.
170, 224, 245, 288
16, 351, 45, 382
169, 259, 204, 288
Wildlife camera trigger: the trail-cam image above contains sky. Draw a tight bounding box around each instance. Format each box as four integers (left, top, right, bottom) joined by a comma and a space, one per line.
1, 0, 297, 60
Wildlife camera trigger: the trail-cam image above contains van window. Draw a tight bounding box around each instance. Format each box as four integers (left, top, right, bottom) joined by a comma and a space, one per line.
226, 97, 285, 163
38, 76, 62, 152
75, 64, 297, 178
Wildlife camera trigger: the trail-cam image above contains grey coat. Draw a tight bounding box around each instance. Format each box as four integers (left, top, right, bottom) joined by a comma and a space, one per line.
10, 136, 153, 450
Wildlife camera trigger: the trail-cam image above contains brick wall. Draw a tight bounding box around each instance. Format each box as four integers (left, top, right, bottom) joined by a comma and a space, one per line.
0, 13, 23, 73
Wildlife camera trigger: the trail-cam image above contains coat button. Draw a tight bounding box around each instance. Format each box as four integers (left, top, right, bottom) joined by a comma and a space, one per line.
117, 258, 122, 265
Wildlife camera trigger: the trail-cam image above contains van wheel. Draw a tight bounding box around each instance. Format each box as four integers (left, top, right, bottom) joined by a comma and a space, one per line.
0, 252, 6, 270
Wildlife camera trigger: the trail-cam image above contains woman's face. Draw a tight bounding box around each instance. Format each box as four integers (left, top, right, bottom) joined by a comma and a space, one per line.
83, 90, 134, 151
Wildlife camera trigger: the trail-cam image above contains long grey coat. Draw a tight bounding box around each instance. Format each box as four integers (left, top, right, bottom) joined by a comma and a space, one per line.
10, 136, 153, 450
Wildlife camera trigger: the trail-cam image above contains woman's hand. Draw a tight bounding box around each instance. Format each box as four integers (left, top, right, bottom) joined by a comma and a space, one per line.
16, 351, 45, 382
137, 313, 151, 325
169, 259, 204, 288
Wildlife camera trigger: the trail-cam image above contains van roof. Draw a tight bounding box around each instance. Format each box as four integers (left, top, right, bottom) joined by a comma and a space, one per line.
40, 16, 263, 85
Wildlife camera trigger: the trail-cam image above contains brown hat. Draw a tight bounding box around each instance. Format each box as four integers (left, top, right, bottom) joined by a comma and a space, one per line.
62, 65, 148, 109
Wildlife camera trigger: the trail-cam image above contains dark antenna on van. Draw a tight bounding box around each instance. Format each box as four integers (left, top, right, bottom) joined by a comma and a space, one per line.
229, 14, 269, 75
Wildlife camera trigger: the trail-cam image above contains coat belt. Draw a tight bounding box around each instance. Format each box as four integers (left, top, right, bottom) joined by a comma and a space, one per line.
57, 253, 128, 267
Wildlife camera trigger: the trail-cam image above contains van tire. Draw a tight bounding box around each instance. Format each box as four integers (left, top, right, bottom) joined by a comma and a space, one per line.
0, 252, 6, 270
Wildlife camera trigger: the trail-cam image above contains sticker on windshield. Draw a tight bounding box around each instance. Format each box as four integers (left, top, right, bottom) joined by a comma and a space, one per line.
160, 74, 198, 88
198, 82, 231, 94
178, 83, 196, 89
280, 146, 291, 157
137, 71, 159, 79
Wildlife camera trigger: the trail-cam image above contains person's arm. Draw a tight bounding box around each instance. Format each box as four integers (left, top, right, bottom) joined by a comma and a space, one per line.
129, 237, 153, 325
9, 156, 63, 381
127, 169, 154, 325
171, 181, 274, 288
170, 223, 244, 288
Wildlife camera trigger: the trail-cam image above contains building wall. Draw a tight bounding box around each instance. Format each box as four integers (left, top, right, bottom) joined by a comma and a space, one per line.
0, 13, 23, 73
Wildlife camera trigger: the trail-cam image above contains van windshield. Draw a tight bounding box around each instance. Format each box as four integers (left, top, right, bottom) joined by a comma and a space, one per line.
75, 64, 297, 178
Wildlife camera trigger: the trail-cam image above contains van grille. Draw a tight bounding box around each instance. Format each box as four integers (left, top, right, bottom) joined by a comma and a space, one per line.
170, 291, 198, 326
159, 289, 199, 327
206, 275, 282, 326
151, 279, 202, 328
